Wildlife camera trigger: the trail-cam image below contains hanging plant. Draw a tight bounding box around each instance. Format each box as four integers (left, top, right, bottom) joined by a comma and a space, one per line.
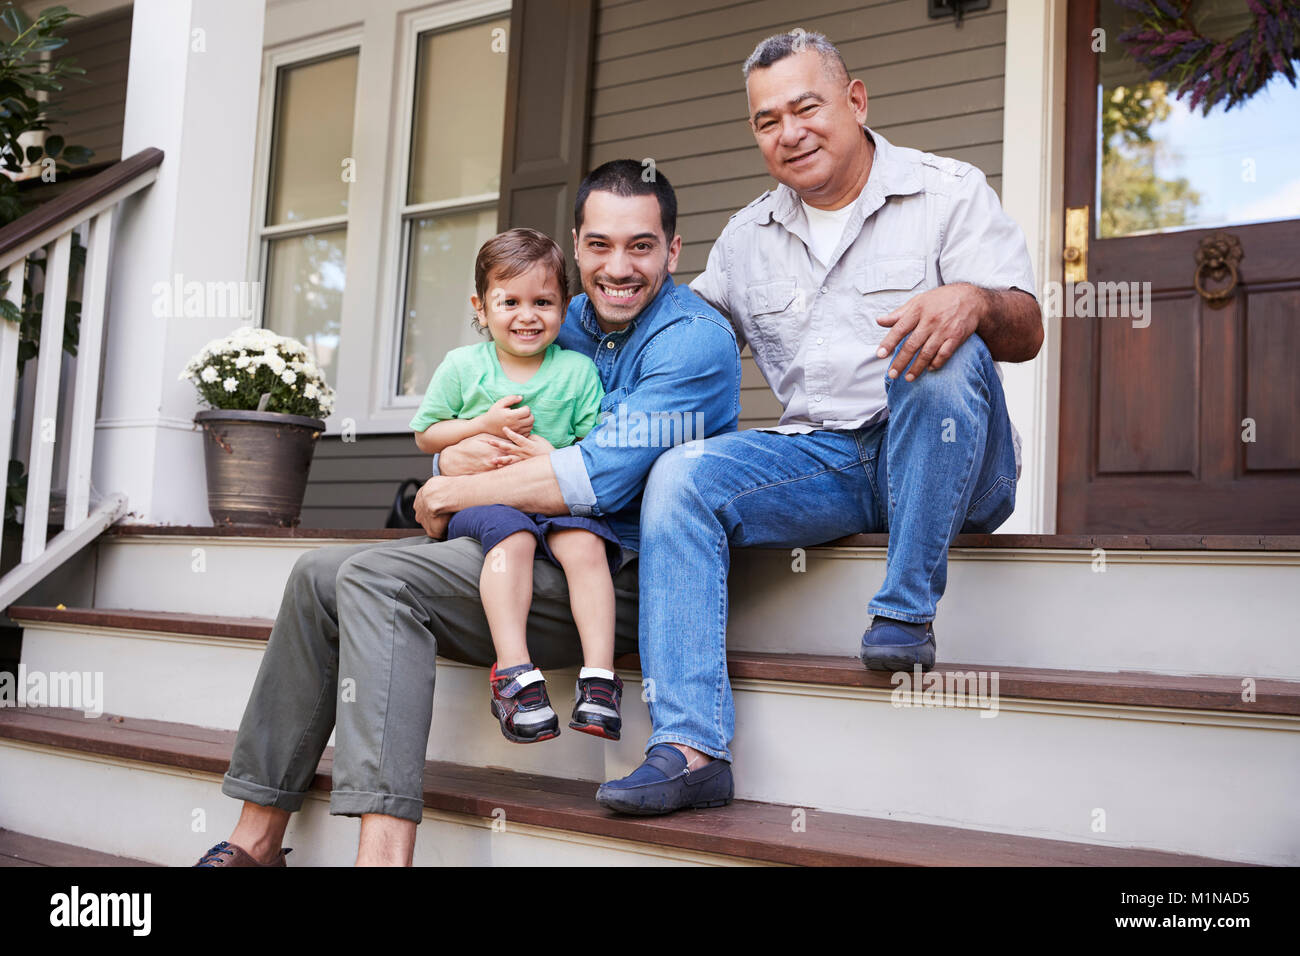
1115, 0, 1300, 114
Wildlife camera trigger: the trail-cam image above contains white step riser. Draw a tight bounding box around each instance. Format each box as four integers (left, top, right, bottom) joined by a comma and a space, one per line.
732, 548, 1300, 679
0, 743, 754, 866
19, 625, 1300, 864
89, 538, 1300, 679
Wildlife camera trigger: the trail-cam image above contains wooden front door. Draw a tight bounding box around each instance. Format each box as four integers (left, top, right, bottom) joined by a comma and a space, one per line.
1058, 0, 1300, 533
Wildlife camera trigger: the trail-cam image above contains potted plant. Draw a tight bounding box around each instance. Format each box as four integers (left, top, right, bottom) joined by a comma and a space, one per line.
179, 327, 335, 527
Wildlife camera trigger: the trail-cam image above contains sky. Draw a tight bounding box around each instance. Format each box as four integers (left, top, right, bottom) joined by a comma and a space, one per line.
1143, 73, 1300, 231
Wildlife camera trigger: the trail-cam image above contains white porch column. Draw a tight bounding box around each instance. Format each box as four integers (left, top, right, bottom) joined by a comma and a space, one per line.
998, 0, 1068, 533
93, 0, 266, 525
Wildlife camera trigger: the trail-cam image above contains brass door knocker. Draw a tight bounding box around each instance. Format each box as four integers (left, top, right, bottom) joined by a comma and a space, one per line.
1194, 233, 1243, 307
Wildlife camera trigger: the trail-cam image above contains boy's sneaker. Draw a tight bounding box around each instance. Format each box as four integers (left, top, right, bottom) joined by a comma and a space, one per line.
490, 662, 560, 743
568, 667, 623, 740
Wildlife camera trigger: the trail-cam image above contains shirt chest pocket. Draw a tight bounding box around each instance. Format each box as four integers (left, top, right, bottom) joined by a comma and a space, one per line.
599, 385, 629, 414
744, 278, 801, 365
849, 257, 927, 344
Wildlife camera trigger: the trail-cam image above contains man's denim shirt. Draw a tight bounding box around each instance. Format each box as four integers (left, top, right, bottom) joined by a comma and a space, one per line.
547, 276, 740, 552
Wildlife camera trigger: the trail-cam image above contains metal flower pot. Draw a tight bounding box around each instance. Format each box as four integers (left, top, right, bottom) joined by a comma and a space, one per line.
195, 409, 325, 527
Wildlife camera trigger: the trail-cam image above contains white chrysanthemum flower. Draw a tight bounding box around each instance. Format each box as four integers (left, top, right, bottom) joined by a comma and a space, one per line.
200, 366, 219, 383
222, 377, 238, 392
281, 370, 296, 384
303, 383, 319, 400
234, 353, 250, 368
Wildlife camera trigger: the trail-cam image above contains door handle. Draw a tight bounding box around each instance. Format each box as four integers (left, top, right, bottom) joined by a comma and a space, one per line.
1194, 233, 1242, 308
1063, 206, 1088, 283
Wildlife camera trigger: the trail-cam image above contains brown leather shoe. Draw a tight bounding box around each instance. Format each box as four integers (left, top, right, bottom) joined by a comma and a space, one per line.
194, 841, 291, 867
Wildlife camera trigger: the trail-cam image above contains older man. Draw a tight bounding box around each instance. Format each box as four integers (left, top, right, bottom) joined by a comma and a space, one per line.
594, 30, 1042, 815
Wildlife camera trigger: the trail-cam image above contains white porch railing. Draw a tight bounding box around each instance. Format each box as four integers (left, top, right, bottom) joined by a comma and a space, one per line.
0, 148, 163, 610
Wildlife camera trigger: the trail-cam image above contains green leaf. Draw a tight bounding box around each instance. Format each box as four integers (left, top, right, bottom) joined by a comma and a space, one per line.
1, 8, 27, 36
23, 143, 39, 163
60, 144, 90, 163
43, 133, 61, 157
29, 36, 65, 52
23, 74, 60, 91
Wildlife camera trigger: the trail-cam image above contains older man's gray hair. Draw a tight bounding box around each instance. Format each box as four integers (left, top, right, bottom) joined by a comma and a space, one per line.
741, 29, 850, 83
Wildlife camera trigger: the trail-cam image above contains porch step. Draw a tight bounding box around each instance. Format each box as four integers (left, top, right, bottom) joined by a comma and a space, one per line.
0, 828, 157, 867
39, 526, 1298, 679
0, 707, 1239, 867
10, 605, 1300, 864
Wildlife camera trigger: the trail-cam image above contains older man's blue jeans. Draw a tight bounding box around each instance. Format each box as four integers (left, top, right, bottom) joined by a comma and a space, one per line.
636, 334, 1017, 761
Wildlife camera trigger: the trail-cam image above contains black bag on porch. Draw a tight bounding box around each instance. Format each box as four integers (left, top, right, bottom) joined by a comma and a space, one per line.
385, 478, 425, 529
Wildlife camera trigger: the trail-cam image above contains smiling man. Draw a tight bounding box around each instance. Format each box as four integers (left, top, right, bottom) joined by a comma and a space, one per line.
589, 30, 1042, 816
200, 161, 739, 867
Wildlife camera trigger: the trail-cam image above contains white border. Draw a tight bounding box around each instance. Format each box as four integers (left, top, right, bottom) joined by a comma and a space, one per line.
999, 0, 1068, 533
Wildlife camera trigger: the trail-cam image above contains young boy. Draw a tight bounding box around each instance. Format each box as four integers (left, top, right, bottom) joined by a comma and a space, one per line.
410, 228, 624, 744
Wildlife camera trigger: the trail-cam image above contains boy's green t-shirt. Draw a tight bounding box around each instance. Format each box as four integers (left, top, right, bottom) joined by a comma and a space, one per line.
409, 341, 604, 449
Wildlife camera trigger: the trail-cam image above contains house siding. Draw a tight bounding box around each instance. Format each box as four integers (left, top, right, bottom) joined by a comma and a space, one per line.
17, 7, 132, 207
59, 8, 133, 166
300, 0, 1009, 527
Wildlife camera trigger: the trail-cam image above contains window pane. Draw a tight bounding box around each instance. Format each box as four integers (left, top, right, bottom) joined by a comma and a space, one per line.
1096, 0, 1300, 238
267, 52, 358, 225
263, 229, 347, 388
407, 17, 509, 205
398, 208, 498, 396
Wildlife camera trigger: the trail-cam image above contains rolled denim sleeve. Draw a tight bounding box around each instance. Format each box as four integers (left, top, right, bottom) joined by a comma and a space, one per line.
550, 444, 600, 516
938, 167, 1038, 300
554, 318, 739, 518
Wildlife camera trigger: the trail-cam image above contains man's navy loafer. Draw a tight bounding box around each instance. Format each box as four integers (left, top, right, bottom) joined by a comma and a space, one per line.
860, 616, 936, 671
595, 744, 733, 816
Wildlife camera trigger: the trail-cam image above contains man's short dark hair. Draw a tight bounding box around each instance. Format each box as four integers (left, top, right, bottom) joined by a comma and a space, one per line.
574, 159, 677, 242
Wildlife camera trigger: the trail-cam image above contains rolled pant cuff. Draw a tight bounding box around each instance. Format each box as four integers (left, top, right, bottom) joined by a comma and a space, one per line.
221, 772, 309, 813
646, 733, 731, 763
330, 788, 425, 824
866, 605, 932, 624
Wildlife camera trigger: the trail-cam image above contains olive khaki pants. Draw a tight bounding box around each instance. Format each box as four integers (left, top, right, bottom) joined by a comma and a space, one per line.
221, 534, 640, 823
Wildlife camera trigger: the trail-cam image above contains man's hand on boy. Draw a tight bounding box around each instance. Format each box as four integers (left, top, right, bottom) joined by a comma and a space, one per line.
481, 395, 534, 438
414, 477, 455, 538
440, 433, 518, 475
501, 427, 554, 460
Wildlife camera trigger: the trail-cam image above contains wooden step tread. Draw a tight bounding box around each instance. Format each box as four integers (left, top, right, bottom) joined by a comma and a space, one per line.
102, 524, 1300, 551
10, 605, 1299, 716
0, 707, 1240, 867
0, 827, 158, 867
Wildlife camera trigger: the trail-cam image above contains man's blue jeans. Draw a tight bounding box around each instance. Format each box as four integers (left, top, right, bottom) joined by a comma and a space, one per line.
637, 334, 1018, 761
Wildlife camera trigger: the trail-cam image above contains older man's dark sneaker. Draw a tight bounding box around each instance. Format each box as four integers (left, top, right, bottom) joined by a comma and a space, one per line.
194, 841, 290, 867
860, 616, 936, 671
595, 744, 733, 815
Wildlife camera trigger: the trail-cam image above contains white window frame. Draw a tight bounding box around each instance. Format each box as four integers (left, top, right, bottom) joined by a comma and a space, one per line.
373, 0, 511, 420
247, 28, 363, 334
249, 0, 511, 436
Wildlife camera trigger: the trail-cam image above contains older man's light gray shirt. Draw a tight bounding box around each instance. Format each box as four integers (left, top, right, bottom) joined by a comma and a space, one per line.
689, 128, 1037, 466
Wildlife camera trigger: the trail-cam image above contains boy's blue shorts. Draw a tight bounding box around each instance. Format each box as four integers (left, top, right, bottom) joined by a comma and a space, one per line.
447, 504, 625, 576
